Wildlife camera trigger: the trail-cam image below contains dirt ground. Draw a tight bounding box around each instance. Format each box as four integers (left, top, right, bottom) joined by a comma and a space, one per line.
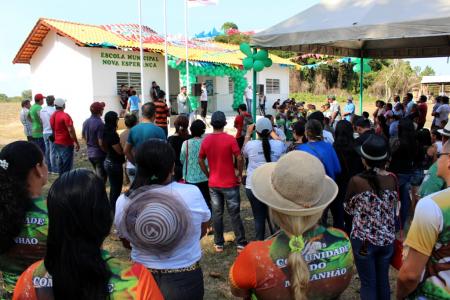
0, 100, 429, 299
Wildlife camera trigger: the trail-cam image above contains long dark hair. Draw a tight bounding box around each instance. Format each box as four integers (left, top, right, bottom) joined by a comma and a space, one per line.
0, 141, 43, 253
174, 115, 190, 139
128, 139, 175, 194
45, 169, 112, 300
360, 159, 388, 196
257, 129, 272, 162
104, 111, 118, 133
334, 120, 354, 150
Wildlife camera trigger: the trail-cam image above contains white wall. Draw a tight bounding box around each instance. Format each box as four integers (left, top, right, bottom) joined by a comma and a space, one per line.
245, 64, 289, 110
30, 32, 94, 128
90, 48, 166, 114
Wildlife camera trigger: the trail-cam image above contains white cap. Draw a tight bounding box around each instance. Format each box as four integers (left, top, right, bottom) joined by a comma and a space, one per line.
256, 117, 273, 133
54, 98, 66, 108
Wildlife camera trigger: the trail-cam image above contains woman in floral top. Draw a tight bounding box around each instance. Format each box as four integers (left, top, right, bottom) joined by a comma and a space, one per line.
180, 120, 211, 210
344, 134, 398, 300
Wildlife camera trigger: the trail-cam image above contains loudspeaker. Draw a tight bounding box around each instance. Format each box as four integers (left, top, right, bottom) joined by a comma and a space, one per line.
192, 83, 202, 96
257, 84, 264, 94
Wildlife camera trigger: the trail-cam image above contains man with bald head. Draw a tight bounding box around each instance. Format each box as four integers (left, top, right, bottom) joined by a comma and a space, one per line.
397, 140, 450, 299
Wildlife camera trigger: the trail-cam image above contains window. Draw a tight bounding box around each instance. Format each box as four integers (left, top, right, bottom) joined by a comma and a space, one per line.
116, 72, 142, 94
228, 77, 234, 94
266, 78, 280, 94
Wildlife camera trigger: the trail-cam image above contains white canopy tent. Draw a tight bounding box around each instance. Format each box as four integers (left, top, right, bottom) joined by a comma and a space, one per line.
252, 0, 450, 58
252, 0, 450, 112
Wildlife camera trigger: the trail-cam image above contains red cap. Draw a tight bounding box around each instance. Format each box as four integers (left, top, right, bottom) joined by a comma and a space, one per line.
34, 93, 45, 102
90, 101, 105, 114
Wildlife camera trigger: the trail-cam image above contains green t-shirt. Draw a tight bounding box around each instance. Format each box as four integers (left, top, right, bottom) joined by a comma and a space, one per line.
0, 197, 48, 295
29, 103, 43, 138
419, 162, 446, 198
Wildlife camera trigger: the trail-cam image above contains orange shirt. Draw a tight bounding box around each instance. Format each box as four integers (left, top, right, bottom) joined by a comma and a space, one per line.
13, 253, 163, 300
229, 228, 353, 300
154, 101, 169, 128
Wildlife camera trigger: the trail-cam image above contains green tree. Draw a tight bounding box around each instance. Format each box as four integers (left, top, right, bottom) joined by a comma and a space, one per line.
21, 89, 32, 100
420, 65, 436, 77
0, 93, 7, 102
221, 22, 238, 31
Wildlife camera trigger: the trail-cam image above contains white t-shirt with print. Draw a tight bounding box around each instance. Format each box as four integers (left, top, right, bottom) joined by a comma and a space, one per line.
435, 104, 450, 126
243, 139, 286, 189
114, 182, 211, 269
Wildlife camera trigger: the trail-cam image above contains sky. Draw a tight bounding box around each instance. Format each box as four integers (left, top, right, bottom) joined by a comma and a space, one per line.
0, 0, 449, 96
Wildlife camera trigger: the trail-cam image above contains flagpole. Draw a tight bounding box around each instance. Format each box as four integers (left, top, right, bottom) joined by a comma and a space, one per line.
163, 0, 170, 108
184, 0, 190, 98
138, 0, 145, 102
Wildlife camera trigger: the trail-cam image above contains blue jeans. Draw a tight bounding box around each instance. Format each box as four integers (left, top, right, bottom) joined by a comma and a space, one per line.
43, 133, 58, 173
351, 239, 394, 300
104, 159, 123, 213
397, 173, 413, 229
246, 188, 268, 241
54, 144, 74, 175
209, 187, 247, 246
32, 137, 45, 155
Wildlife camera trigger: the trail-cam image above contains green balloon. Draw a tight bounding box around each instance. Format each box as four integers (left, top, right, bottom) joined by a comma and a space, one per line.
243, 57, 254, 70
240, 43, 253, 57
253, 60, 264, 72
253, 49, 268, 61
353, 63, 372, 73
263, 58, 273, 68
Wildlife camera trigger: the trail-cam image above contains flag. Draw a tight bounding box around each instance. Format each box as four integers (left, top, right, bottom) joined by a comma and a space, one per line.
188, 0, 218, 7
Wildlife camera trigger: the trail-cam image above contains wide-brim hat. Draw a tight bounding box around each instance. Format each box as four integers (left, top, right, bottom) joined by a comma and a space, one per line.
355, 134, 388, 161
438, 122, 450, 137
118, 185, 194, 256
251, 151, 338, 216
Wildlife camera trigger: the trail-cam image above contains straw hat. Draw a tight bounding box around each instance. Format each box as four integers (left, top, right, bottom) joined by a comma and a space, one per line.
119, 185, 194, 255
251, 151, 338, 216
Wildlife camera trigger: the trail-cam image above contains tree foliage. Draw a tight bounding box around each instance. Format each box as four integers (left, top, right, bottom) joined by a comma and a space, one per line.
221, 22, 238, 31
420, 65, 436, 77
214, 33, 250, 45
21, 89, 32, 100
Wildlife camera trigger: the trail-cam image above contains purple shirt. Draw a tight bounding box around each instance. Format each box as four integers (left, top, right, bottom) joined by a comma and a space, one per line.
82, 115, 105, 158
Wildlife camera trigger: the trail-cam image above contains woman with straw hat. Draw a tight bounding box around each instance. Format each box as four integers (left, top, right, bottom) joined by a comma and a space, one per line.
229, 151, 353, 300
114, 139, 211, 300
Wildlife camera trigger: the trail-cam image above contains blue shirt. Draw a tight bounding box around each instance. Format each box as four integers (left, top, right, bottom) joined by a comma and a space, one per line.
82, 115, 105, 158
389, 120, 399, 137
129, 95, 141, 111
127, 122, 166, 148
344, 103, 355, 121
295, 141, 341, 180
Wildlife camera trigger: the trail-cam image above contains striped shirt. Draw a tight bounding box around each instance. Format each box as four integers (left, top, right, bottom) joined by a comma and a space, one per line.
154, 101, 169, 127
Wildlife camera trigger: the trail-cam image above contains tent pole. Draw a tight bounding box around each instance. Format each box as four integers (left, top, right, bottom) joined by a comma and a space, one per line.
359, 55, 363, 114
138, 0, 145, 102
252, 48, 257, 139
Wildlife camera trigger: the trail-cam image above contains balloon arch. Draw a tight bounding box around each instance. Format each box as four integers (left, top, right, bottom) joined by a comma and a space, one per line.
168, 57, 248, 111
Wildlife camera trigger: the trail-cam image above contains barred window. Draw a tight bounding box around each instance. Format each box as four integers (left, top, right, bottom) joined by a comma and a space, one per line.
228, 77, 234, 94
266, 78, 280, 94
116, 72, 141, 94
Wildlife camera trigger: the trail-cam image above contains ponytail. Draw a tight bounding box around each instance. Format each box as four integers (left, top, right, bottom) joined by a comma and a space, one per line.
0, 141, 43, 253
259, 129, 272, 163
127, 139, 175, 196
270, 209, 322, 300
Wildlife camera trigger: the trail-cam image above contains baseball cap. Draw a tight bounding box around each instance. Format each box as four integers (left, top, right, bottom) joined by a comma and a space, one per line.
255, 117, 272, 133
347, 96, 354, 101
211, 111, 227, 127
34, 93, 45, 102
54, 98, 66, 108
90, 101, 106, 114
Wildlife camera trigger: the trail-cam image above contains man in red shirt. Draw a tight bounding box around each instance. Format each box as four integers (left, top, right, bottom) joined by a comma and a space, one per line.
50, 98, 80, 175
234, 104, 253, 150
199, 111, 247, 253
417, 95, 428, 130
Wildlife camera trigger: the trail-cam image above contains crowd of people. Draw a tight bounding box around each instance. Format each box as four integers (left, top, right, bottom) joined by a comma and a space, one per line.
2, 91, 450, 299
